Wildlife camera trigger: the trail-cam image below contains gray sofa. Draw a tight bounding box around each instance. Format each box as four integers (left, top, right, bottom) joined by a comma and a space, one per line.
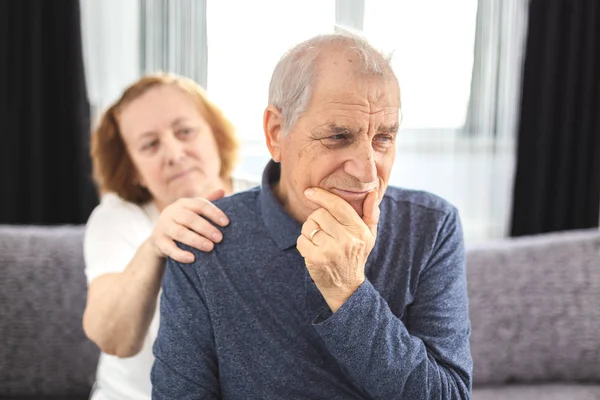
0, 225, 97, 400
468, 229, 600, 399
0, 225, 598, 399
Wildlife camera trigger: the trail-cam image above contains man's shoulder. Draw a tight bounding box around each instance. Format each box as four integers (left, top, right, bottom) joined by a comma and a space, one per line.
383, 186, 456, 216
214, 188, 264, 242
376, 187, 463, 269
177, 188, 264, 267
213, 186, 261, 217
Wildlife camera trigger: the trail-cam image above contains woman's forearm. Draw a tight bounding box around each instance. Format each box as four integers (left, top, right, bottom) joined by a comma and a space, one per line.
83, 238, 166, 357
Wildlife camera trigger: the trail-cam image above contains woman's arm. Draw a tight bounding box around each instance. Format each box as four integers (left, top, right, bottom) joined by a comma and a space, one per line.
83, 238, 166, 357
83, 193, 229, 357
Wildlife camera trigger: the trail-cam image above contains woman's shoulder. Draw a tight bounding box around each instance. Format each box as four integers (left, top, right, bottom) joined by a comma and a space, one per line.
86, 193, 154, 230
92, 192, 145, 216
84, 193, 154, 282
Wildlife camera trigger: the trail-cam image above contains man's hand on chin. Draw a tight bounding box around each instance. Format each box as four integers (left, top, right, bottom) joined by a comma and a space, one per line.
296, 188, 381, 313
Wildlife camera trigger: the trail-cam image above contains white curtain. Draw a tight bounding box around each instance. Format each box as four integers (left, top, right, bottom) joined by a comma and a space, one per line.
462, 0, 530, 240
80, 0, 208, 123
140, 0, 208, 88
80, 0, 141, 121
465, 0, 530, 140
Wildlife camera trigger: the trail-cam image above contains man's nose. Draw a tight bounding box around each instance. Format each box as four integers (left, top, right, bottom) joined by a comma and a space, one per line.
344, 141, 377, 183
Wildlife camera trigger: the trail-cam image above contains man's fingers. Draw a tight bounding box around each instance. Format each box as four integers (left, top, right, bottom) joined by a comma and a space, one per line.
304, 188, 361, 226
181, 198, 229, 227
296, 234, 318, 258
361, 191, 380, 237
300, 217, 334, 246
304, 208, 345, 240
296, 234, 329, 266
300, 219, 320, 240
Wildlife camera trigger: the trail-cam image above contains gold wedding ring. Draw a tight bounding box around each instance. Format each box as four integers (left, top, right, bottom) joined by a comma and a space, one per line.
309, 228, 321, 242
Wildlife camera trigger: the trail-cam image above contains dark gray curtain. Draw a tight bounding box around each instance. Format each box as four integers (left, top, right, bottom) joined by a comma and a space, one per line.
510, 0, 600, 236
0, 0, 98, 224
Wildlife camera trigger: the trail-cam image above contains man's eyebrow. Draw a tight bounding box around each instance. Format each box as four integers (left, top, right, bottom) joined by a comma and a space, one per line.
377, 123, 400, 134
326, 123, 399, 136
326, 123, 362, 135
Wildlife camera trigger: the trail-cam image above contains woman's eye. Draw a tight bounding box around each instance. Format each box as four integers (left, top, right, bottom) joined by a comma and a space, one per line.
142, 140, 159, 151
177, 127, 195, 137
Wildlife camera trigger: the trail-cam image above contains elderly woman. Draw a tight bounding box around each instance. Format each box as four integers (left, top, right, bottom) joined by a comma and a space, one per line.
82, 73, 256, 400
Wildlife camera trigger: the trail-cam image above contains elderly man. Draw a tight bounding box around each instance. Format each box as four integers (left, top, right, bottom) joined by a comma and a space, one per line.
152, 33, 472, 399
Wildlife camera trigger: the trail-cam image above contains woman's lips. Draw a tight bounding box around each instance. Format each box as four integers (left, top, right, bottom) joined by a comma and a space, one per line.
168, 168, 195, 182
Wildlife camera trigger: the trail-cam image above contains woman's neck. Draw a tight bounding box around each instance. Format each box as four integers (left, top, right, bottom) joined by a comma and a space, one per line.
154, 176, 234, 212
220, 176, 234, 196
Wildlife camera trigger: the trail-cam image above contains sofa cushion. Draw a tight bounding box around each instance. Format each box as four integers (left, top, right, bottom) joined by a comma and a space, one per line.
0, 396, 89, 400
0, 225, 98, 398
473, 384, 600, 400
467, 229, 600, 386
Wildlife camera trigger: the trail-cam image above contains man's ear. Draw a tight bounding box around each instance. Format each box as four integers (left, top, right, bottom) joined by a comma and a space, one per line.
263, 105, 284, 162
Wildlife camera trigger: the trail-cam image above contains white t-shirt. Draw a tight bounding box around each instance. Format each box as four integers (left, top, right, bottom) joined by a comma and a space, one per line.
84, 177, 258, 400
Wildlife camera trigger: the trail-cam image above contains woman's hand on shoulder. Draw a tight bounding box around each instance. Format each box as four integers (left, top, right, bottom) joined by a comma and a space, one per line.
149, 190, 229, 263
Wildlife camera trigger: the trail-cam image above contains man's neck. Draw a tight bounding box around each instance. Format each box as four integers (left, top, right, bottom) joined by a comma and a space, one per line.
271, 180, 308, 223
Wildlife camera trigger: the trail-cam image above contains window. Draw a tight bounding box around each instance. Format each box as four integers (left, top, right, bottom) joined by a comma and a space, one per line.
206, 0, 336, 177
363, 0, 478, 131
206, 1, 478, 177
83, 0, 521, 241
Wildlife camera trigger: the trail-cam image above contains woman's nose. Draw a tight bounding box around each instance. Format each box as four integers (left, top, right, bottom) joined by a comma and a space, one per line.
164, 136, 185, 165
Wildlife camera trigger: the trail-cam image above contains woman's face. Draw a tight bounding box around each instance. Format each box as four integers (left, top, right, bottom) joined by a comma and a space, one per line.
119, 84, 223, 210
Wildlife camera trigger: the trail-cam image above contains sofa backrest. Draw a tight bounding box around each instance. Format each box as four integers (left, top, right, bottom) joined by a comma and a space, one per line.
1, 224, 598, 393
467, 228, 600, 386
0, 225, 98, 398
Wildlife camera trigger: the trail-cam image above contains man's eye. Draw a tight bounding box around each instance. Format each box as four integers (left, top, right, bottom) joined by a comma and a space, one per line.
322, 134, 350, 142
374, 135, 394, 147
320, 134, 349, 147
329, 134, 347, 140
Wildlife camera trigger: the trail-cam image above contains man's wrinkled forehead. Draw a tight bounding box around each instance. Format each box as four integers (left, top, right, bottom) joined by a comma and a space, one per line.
313, 52, 400, 105
312, 79, 401, 119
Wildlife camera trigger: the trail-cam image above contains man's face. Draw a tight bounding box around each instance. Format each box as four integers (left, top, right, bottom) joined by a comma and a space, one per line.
266, 51, 401, 222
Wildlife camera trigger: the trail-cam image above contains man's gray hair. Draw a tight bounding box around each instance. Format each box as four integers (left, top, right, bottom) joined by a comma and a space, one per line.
268, 32, 395, 133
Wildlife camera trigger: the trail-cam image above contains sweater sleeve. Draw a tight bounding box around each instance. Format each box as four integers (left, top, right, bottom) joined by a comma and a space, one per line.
151, 255, 220, 400
313, 208, 472, 400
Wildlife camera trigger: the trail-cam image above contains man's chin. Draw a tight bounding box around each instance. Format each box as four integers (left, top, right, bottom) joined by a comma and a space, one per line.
326, 190, 368, 217
347, 201, 364, 218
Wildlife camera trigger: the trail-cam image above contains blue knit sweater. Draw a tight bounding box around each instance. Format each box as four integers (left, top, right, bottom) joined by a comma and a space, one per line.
152, 161, 472, 399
